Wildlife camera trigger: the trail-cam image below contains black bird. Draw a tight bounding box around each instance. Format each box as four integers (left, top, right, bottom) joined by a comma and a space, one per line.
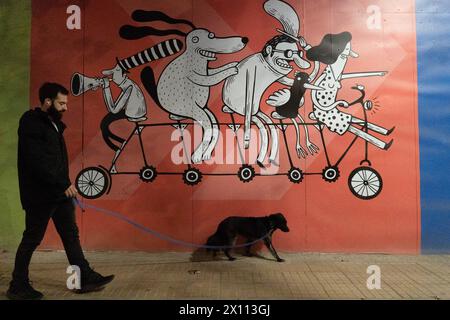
275, 71, 309, 118
267, 71, 320, 158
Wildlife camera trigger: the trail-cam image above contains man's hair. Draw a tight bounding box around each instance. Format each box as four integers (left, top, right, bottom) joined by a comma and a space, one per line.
39, 82, 69, 104
262, 35, 297, 57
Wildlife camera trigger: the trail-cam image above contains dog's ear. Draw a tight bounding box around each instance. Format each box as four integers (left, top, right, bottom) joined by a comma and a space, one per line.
272, 212, 284, 218
274, 212, 288, 225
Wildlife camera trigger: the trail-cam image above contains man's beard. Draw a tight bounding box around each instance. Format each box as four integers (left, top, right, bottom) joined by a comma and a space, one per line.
47, 102, 63, 121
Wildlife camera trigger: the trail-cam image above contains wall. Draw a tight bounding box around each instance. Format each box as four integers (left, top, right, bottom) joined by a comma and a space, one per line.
2, 0, 446, 254
416, 0, 450, 253
0, 0, 30, 249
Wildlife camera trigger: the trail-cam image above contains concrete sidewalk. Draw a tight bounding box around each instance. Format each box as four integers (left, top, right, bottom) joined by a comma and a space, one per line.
0, 250, 449, 300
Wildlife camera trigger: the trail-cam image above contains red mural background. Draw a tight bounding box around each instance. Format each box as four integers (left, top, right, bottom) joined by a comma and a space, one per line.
30, 0, 420, 253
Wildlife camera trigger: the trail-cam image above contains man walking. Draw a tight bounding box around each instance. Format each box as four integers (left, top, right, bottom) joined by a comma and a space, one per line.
7, 82, 114, 300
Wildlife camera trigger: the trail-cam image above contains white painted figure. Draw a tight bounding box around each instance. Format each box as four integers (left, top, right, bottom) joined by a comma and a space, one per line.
222, 0, 318, 168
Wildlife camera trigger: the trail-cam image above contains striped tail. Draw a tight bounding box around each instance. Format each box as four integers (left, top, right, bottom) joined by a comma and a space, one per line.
117, 38, 183, 71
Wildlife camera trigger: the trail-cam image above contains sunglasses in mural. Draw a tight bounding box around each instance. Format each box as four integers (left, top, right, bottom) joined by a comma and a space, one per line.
72, 0, 394, 201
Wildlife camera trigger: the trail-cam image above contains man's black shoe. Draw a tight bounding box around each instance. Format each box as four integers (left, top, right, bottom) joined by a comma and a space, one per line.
6, 281, 44, 300
74, 270, 115, 294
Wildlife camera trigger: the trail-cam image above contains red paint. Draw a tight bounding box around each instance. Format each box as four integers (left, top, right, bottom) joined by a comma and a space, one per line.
31, 0, 420, 253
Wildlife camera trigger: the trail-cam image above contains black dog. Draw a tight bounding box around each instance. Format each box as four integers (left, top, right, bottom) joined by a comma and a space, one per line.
205, 213, 289, 262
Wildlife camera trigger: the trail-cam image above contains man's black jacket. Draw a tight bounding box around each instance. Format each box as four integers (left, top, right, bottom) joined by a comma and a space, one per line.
17, 107, 71, 209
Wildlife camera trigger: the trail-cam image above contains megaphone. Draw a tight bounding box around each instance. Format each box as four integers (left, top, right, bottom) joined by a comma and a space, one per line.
71, 73, 104, 96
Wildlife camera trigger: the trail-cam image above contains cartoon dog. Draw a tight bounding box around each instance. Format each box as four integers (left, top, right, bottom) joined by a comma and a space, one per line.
157, 29, 247, 163
119, 10, 247, 163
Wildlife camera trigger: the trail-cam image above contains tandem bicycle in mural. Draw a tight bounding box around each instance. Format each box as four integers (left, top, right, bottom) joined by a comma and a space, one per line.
72, 0, 394, 201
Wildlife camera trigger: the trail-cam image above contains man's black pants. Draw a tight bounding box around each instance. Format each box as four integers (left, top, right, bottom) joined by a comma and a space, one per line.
12, 199, 90, 284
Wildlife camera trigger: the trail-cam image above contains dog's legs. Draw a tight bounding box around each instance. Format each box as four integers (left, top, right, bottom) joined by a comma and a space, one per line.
263, 237, 284, 262
223, 249, 236, 261
191, 106, 214, 163
203, 108, 219, 160
223, 235, 236, 261
244, 242, 253, 257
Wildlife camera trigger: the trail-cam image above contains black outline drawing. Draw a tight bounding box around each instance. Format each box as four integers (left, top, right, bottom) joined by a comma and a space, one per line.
123, 10, 248, 164
307, 31, 394, 150
222, 0, 320, 169
72, 1, 394, 201
71, 38, 184, 178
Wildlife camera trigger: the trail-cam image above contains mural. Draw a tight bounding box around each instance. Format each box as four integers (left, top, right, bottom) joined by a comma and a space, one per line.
29, 0, 421, 253
71, 0, 393, 200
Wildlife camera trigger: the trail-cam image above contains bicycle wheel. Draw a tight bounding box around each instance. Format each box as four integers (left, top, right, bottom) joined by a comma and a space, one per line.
348, 166, 383, 200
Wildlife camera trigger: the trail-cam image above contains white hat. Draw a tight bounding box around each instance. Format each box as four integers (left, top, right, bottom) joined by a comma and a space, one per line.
264, 0, 302, 42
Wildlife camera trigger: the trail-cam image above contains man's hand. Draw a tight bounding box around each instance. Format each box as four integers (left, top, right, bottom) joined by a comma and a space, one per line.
64, 184, 78, 198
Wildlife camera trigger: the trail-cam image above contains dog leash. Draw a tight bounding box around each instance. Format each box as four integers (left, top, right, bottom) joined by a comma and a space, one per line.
73, 198, 270, 250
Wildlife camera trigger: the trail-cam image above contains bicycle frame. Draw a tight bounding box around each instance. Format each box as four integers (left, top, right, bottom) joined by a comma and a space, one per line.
75, 86, 385, 200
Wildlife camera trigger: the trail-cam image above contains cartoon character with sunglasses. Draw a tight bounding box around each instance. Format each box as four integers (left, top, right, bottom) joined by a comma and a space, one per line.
222, 0, 324, 168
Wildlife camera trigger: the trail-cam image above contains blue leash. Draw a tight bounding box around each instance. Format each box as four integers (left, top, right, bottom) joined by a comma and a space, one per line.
73, 198, 270, 250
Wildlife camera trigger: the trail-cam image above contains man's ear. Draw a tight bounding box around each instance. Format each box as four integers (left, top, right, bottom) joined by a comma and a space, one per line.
265, 45, 272, 56
45, 98, 52, 106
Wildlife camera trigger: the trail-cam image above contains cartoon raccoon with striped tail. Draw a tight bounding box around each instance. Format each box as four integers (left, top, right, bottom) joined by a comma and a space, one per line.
116, 38, 183, 73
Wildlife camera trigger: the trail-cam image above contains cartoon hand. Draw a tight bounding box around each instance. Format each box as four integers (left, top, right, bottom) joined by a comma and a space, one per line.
298, 36, 307, 48
337, 101, 349, 108
225, 67, 239, 77
91, 78, 101, 91
227, 62, 238, 68
306, 141, 319, 155
97, 78, 109, 89
266, 89, 290, 107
